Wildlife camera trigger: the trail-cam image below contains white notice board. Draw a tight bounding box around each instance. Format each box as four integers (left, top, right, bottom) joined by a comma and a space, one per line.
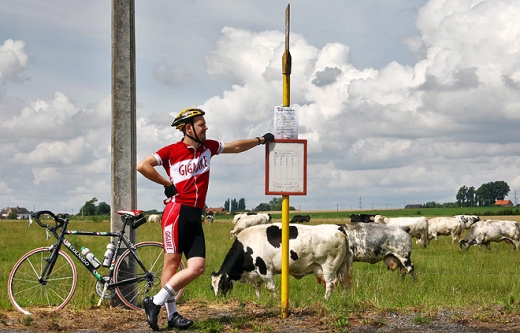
265, 139, 307, 195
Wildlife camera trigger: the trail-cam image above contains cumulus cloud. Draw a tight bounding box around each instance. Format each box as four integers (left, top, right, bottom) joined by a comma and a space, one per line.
2, 0, 520, 213
0, 39, 28, 85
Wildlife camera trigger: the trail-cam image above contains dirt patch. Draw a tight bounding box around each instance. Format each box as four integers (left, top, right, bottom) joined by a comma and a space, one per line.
2, 301, 520, 332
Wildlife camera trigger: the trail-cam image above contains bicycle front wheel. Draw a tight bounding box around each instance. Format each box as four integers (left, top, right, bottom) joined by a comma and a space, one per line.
114, 241, 184, 310
8, 247, 77, 315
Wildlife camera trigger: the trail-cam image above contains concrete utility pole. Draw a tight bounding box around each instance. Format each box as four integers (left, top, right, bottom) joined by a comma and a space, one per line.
111, 0, 137, 241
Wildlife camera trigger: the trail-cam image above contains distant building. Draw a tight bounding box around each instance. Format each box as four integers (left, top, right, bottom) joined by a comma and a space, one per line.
1, 206, 31, 219
495, 200, 513, 207
206, 207, 225, 215
405, 204, 423, 209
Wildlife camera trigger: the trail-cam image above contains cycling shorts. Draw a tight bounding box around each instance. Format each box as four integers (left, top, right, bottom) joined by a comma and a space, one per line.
161, 202, 205, 259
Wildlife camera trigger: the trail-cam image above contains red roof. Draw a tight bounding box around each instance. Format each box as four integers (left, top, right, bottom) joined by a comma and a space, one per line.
495, 200, 513, 206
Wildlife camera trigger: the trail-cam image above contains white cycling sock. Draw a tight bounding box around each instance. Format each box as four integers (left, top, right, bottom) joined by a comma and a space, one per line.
165, 297, 178, 320
153, 283, 175, 306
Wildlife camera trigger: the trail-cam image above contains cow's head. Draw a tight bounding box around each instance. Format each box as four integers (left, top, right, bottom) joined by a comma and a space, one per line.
459, 239, 471, 250
210, 272, 234, 296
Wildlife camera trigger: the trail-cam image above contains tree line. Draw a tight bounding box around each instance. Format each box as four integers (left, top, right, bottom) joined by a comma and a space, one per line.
455, 181, 510, 207
224, 197, 295, 212
78, 180, 511, 217
423, 180, 511, 208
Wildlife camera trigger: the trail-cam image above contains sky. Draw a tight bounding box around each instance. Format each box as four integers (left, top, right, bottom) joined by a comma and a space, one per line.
1, 0, 520, 214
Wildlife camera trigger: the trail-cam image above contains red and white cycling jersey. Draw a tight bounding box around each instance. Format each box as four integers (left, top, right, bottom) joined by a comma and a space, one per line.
153, 139, 224, 209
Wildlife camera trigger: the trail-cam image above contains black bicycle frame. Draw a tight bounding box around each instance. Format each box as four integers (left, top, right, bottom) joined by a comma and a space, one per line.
39, 215, 151, 288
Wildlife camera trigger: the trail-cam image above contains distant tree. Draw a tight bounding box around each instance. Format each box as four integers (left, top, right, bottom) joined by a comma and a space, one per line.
231, 198, 238, 212
96, 201, 111, 215
80, 198, 98, 216
442, 202, 459, 208
476, 181, 510, 206
269, 198, 283, 211
254, 203, 271, 211
224, 199, 230, 212
467, 186, 476, 206
7, 212, 18, 219
423, 201, 442, 208
238, 198, 246, 211
456, 185, 468, 207
492, 181, 510, 200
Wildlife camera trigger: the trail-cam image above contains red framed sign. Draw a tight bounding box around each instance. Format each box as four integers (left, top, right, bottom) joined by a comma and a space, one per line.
265, 139, 307, 195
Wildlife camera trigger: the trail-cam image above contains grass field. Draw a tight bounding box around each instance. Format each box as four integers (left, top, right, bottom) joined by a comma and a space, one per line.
3, 208, 520, 326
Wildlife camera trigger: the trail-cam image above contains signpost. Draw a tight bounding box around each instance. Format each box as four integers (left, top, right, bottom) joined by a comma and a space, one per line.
265, 4, 307, 319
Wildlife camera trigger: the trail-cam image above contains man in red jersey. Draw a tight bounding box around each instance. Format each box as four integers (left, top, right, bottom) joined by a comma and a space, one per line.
137, 107, 273, 331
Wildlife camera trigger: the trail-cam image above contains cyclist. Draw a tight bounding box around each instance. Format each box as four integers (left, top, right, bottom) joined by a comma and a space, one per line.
136, 107, 273, 331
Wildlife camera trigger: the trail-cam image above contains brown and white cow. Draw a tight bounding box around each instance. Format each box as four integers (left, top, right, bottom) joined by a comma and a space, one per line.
340, 223, 415, 280
459, 220, 520, 250
211, 223, 352, 300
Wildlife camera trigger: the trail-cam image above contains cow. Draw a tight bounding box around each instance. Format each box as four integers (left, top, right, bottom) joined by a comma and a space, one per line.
340, 223, 415, 280
147, 214, 161, 223
459, 220, 520, 250
427, 217, 464, 244
453, 215, 480, 229
231, 212, 257, 225
211, 223, 352, 300
230, 213, 271, 238
373, 215, 429, 248
349, 214, 376, 223
290, 215, 311, 223
205, 215, 214, 223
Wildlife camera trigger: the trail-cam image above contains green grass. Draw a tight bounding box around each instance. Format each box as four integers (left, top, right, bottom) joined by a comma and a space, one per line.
3, 210, 520, 322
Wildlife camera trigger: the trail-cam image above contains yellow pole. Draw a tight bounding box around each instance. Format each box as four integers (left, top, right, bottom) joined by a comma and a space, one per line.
281, 3, 291, 319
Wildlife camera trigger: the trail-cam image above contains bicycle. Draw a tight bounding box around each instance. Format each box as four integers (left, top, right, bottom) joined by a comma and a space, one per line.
8, 210, 184, 315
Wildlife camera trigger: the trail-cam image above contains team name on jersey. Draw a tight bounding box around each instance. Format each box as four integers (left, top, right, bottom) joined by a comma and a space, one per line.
171, 149, 211, 182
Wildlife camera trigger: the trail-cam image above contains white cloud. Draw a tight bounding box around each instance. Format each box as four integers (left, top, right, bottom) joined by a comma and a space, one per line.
0, 39, 28, 85
2, 0, 520, 213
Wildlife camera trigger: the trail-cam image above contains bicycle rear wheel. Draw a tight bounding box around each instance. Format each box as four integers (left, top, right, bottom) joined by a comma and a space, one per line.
114, 241, 184, 310
8, 247, 77, 315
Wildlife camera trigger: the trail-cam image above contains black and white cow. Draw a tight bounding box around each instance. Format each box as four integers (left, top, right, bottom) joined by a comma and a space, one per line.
211, 223, 352, 299
453, 215, 480, 229
340, 223, 415, 280
459, 220, 520, 250
349, 214, 376, 223
290, 215, 311, 223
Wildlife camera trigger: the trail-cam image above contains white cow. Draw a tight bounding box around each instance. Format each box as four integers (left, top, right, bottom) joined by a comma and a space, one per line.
459, 220, 520, 250
428, 217, 464, 244
212, 223, 352, 299
373, 215, 429, 248
232, 213, 248, 225
453, 215, 480, 229
147, 214, 161, 223
230, 214, 271, 238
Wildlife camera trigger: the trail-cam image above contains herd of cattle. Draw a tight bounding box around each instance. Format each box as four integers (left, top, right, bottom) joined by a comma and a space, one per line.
210, 213, 520, 300
146, 211, 520, 299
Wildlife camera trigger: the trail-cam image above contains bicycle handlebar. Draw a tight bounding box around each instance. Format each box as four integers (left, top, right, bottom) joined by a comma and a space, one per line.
31, 210, 68, 229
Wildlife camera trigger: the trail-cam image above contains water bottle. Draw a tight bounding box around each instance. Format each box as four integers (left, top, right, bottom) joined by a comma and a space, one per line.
102, 242, 116, 267
81, 247, 101, 269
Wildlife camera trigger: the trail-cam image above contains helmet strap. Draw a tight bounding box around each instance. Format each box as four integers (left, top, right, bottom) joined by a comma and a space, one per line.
184, 120, 203, 145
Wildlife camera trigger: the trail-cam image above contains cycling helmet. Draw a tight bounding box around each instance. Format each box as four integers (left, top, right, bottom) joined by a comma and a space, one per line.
171, 107, 205, 131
